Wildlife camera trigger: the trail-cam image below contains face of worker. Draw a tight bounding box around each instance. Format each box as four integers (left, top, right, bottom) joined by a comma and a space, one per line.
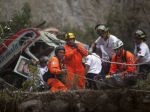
133, 34, 142, 45
96, 29, 108, 40
114, 47, 123, 56
57, 50, 65, 60
40, 61, 47, 68
66, 38, 75, 46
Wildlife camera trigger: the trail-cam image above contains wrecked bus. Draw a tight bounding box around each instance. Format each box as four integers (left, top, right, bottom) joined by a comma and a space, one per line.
0, 28, 65, 88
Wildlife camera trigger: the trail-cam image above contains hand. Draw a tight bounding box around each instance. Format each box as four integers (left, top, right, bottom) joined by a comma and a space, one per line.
61, 69, 67, 75
30, 59, 38, 65
72, 43, 78, 48
106, 75, 111, 79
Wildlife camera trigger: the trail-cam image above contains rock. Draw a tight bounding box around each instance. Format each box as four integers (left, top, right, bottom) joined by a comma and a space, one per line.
18, 99, 42, 112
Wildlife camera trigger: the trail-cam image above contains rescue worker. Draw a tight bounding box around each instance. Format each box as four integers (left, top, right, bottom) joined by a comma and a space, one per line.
47, 46, 67, 92
64, 32, 88, 89
108, 40, 137, 86
133, 29, 150, 78
85, 44, 102, 89
90, 24, 120, 79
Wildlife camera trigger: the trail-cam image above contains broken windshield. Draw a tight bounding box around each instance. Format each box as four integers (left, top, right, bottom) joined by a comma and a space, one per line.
29, 40, 54, 59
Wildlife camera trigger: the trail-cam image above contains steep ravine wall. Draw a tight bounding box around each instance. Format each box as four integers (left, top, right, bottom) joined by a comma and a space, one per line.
0, 0, 114, 30
0, 0, 150, 47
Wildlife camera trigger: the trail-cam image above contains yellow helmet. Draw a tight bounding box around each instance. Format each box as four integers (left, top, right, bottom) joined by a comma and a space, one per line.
65, 32, 76, 40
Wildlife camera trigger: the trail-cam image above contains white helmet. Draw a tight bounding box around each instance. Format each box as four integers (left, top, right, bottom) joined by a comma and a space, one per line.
95, 24, 109, 31
135, 29, 146, 39
113, 40, 124, 50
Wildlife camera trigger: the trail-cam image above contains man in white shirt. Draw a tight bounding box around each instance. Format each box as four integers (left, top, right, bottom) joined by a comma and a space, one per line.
85, 45, 102, 89
133, 29, 150, 78
90, 24, 119, 79
38, 56, 49, 84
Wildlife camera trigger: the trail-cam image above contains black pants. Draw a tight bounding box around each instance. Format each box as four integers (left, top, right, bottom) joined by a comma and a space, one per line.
86, 73, 98, 89
99, 62, 110, 79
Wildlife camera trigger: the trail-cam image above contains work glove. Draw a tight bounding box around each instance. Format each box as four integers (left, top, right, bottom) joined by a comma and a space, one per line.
106, 75, 111, 79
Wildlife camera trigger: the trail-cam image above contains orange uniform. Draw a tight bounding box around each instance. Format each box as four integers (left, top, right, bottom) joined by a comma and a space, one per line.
64, 43, 88, 89
47, 56, 67, 92
109, 50, 136, 75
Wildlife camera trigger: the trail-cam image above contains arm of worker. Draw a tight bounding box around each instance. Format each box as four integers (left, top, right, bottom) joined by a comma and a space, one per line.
136, 45, 146, 63
48, 57, 61, 75
85, 64, 90, 76
89, 42, 95, 53
109, 55, 117, 75
76, 43, 88, 56
84, 55, 91, 75
126, 52, 137, 73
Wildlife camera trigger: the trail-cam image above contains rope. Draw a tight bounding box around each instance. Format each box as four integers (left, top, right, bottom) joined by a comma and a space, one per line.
65, 71, 118, 88
100, 57, 149, 66
83, 76, 117, 88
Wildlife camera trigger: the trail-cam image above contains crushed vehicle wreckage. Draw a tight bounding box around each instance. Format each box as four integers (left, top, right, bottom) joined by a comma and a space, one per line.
0, 28, 66, 89
0, 28, 89, 90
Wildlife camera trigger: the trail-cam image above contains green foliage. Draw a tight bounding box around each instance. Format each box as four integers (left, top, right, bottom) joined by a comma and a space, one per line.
21, 79, 40, 92
0, 2, 31, 41
0, 89, 22, 112
10, 2, 31, 33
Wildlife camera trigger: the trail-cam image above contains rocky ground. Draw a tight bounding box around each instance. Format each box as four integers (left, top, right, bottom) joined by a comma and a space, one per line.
0, 74, 150, 112
0, 88, 150, 112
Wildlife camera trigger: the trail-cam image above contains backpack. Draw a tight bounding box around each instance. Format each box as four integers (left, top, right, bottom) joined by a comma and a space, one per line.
43, 70, 64, 82
43, 71, 55, 82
